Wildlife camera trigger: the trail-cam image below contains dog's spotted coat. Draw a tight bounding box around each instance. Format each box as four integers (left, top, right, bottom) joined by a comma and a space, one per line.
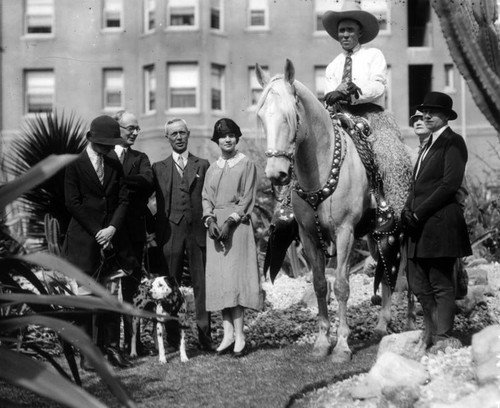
130, 276, 189, 363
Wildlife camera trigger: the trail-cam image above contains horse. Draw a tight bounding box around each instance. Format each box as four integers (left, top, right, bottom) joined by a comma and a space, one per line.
255, 59, 412, 362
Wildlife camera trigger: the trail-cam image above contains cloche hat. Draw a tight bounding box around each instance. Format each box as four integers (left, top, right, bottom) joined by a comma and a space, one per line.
322, 0, 380, 44
211, 118, 242, 143
86, 115, 123, 145
409, 109, 424, 127
418, 92, 458, 121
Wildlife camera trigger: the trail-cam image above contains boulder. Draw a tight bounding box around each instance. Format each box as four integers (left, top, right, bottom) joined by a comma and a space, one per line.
350, 351, 428, 399
455, 285, 490, 315
430, 384, 500, 408
471, 324, 500, 386
466, 266, 489, 286
380, 385, 420, 408
377, 330, 426, 361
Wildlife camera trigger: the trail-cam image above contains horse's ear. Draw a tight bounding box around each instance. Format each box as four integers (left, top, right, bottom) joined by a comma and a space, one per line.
284, 59, 295, 85
255, 63, 269, 88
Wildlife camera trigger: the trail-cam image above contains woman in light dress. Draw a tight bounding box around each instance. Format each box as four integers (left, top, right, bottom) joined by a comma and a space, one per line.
202, 118, 263, 358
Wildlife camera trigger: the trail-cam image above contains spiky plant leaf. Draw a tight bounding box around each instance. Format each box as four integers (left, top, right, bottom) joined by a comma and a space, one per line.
2, 112, 87, 249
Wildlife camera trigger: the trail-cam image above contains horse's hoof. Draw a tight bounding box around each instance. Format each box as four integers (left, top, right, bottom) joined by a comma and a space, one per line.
330, 349, 351, 364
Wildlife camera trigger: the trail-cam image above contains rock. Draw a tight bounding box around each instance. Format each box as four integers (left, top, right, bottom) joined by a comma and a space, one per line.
471, 324, 500, 386
377, 330, 426, 361
455, 285, 490, 315
466, 267, 489, 286
465, 257, 489, 268
300, 278, 332, 308
429, 384, 500, 408
350, 351, 428, 399
380, 385, 420, 408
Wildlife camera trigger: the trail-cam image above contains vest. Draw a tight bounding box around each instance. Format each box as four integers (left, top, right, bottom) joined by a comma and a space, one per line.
169, 167, 191, 224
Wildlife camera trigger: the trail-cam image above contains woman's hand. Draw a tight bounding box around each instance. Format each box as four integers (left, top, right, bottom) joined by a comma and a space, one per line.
207, 217, 221, 240
218, 218, 236, 242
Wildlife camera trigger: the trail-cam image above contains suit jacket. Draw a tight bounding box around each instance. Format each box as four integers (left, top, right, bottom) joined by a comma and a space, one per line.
405, 127, 472, 259
152, 153, 209, 247
62, 150, 135, 275
120, 148, 154, 243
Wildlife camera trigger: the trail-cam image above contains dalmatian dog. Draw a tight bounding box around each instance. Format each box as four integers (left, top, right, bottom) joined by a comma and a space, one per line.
130, 276, 189, 363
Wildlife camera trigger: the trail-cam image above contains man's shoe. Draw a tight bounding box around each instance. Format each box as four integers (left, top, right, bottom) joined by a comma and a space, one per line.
429, 337, 462, 354
233, 343, 249, 359
216, 341, 235, 356
199, 341, 216, 353
105, 346, 132, 368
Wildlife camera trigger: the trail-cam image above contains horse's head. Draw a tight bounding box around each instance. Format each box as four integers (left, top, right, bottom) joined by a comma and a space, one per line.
256, 59, 298, 185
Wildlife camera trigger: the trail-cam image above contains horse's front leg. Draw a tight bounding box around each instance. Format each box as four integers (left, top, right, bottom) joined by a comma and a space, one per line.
331, 226, 354, 363
301, 235, 330, 359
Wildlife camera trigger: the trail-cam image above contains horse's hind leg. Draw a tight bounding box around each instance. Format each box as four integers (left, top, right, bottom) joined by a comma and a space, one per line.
331, 227, 354, 363
374, 282, 391, 339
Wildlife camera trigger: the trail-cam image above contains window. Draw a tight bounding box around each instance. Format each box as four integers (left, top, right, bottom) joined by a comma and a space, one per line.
248, 0, 268, 29
248, 65, 268, 106
103, 0, 123, 30
210, 0, 223, 31
314, 0, 331, 32
211, 64, 225, 111
167, 0, 198, 29
25, 70, 54, 114
144, 0, 156, 33
144, 65, 156, 113
444, 64, 455, 92
103, 69, 123, 109
314, 66, 327, 101
25, 0, 54, 35
167, 63, 199, 110
385, 64, 392, 111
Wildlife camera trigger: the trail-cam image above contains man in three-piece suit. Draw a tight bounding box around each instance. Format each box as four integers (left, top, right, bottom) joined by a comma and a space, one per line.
402, 92, 472, 351
112, 110, 154, 356
152, 118, 214, 352
63, 115, 137, 369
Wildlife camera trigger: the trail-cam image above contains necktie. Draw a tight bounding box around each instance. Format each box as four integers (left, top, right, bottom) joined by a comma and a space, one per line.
415, 134, 433, 178
96, 154, 104, 184
341, 51, 353, 83
119, 148, 126, 164
176, 156, 185, 177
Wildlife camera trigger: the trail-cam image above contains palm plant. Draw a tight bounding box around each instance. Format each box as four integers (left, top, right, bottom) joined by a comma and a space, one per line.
0, 155, 158, 407
2, 112, 87, 251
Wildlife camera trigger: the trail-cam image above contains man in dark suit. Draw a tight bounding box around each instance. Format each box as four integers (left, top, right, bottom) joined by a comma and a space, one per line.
112, 110, 154, 356
152, 118, 213, 352
63, 115, 137, 369
402, 92, 472, 351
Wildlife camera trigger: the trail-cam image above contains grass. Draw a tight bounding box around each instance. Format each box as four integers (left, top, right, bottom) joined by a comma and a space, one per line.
0, 341, 378, 408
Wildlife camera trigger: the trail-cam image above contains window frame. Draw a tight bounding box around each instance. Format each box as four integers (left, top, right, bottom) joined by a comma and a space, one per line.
314, 65, 327, 102
143, 0, 156, 34
210, 0, 224, 32
443, 64, 456, 93
102, 0, 124, 32
103, 68, 124, 111
144, 65, 157, 114
247, 0, 269, 30
166, 0, 199, 31
211, 64, 225, 112
24, 0, 54, 37
166, 62, 200, 113
248, 65, 268, 108
24, 69, 55, 115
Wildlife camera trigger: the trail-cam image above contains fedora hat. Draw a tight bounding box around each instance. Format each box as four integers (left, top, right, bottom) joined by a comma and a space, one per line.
211, 118, 242, 143
86, 115, 124, 145
409, 109, 424, 127
322, 0, 380, 44
418, 92, 457, 121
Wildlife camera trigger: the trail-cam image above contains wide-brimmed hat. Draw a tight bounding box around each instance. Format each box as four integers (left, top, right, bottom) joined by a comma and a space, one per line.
409, 109, 424, 127
86, 115, 123, 145
322, 0, 379, 44
211, 118, 242, 143
418, 92, 457, 121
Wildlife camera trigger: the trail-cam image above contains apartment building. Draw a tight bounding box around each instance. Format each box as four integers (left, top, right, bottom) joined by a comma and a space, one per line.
0, 0, 498, 178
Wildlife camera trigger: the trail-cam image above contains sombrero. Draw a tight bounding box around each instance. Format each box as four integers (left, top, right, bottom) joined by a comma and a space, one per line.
322, 0, 380, 44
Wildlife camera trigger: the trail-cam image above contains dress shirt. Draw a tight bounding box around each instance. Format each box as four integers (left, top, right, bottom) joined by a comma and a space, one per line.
325, 44, 387, 109
115, 145, 127, 163
172, 151, 189, 169
87, 145, 104, 177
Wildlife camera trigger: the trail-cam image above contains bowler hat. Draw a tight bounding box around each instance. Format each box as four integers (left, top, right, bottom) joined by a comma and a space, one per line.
409, 109, 424, 127
211, 118, 242, 143
86, 115, 124, 145
418, 92, 457, 121
322, 0, 380, 44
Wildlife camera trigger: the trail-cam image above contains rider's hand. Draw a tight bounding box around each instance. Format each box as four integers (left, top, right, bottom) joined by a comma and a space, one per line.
347, 82, 363, 99
324, 91, 345, 106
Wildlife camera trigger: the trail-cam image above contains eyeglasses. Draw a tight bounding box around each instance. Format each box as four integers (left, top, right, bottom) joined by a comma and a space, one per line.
120, 125, 141, 133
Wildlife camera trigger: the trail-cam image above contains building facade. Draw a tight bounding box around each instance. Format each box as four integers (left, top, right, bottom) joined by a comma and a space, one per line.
0, 0, 499, 180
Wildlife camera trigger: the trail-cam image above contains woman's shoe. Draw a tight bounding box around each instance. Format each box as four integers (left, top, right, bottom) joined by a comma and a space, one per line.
233, 343, 248, 358
216, 341, 235, 356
